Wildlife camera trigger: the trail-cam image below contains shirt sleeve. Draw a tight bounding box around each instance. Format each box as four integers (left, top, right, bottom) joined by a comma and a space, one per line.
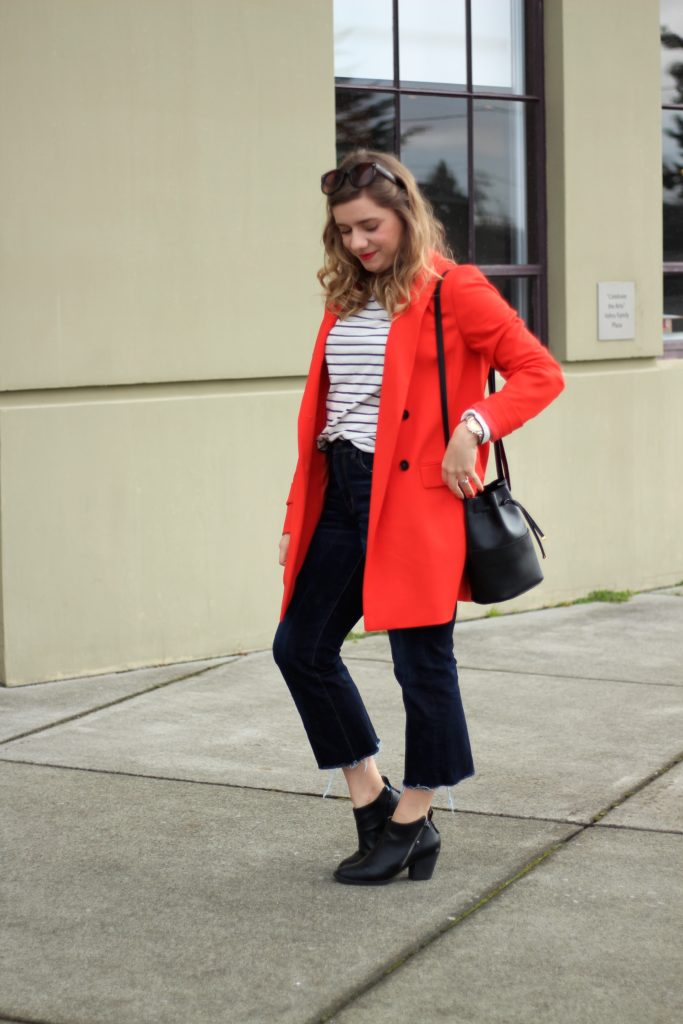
460, 408, 491, 444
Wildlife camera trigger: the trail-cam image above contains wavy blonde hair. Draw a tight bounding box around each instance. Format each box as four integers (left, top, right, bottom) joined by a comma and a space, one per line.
318, 149, 453, 318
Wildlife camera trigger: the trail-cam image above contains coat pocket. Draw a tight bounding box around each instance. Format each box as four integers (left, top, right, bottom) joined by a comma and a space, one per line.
420, 462, 447, 489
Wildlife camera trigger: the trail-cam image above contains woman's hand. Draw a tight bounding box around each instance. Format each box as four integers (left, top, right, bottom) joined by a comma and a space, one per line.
279, 533, 291, 566
441, 422, 484, 500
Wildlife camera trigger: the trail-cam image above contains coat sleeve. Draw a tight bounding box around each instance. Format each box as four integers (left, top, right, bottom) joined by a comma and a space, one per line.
282, 474, 296, 535
279, 309, 335, 537
446, 265, 565, 440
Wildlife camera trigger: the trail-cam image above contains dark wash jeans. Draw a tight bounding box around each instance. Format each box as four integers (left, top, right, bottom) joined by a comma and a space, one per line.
272, 439, 474, 792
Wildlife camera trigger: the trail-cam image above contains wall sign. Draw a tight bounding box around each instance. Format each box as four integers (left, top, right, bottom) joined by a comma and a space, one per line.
597, 282, 635, 341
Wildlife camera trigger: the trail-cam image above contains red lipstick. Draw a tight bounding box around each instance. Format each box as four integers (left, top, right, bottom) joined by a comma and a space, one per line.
360, 252, 378, 261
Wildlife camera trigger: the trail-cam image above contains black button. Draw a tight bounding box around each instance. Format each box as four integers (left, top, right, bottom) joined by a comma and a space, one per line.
402, 409, 410, 420
399, 460, 410, 471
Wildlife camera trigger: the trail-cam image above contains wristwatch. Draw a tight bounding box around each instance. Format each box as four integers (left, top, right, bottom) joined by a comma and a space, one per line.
463, 415, 485, 444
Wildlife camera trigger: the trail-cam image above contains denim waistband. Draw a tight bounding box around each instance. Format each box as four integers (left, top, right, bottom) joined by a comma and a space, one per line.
326, 438, 374, 454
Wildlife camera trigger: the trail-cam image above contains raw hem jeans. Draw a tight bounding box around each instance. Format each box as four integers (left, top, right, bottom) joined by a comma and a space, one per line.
272, 440, 475, 794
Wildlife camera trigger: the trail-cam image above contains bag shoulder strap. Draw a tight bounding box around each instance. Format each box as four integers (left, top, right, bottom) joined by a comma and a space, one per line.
434, 275, 451, 449
434, 275, 511, 488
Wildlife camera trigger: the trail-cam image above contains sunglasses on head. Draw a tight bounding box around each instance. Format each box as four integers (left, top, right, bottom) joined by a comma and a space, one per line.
320, 160, 405, 196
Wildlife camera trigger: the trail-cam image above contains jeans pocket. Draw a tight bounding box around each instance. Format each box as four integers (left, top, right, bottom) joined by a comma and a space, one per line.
355, 447, 375, 475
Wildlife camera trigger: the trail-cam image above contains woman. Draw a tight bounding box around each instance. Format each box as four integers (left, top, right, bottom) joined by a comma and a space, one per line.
273, 150, 564, 886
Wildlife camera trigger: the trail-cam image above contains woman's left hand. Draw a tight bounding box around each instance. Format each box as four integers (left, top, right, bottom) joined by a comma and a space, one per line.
441, 422, 484, 500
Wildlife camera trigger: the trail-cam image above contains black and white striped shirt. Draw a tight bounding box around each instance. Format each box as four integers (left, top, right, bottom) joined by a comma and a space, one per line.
317, 297, 391, 454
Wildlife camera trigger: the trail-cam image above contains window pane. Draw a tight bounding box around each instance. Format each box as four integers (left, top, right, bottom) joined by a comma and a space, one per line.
474, 100, 529, 265
663, 275, 683, 357
487, 277, 534, 330
399, 0, 466, 89
661, 0, 683, 104
400, 95, 469, 261
663, 110, 683, 261
336, 90, 396, 161
472, 0, 525, 93
334, 0, 393, 83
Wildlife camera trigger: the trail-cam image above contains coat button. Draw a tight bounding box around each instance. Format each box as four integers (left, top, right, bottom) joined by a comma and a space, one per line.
402, 409, 410, 420
399, 459, 410, 471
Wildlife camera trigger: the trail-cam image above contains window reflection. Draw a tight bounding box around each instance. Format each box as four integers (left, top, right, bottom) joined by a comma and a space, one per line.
661, 3, 683, 358
661, 0, 683, 104
334, 0, 393, 84
487, 276, 532, 324
472, 0, 525, 93
336, 91, 396, 160
400, 95, 469, 260
473, 100, 528, 264
399, 0, 466, 89
332, 0, 542, 333
663, 275, 683, 356
663, 110, 683, 262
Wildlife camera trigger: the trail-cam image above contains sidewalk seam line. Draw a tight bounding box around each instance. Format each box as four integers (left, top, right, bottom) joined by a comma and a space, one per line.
1, 758, 680, 836
0, 1013, 61, 1024
311, 747, 683, 1024
589, 748, 683, 825
594, 822, 683, 836
312, 829, 583, 1024
0, 662, 234, 746
343, 656, 683, 688
2, 751, 679, 1023
0, 759, 602, 834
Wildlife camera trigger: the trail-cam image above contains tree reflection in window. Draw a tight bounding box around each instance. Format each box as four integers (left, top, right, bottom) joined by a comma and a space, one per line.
336, 91, 396, 159
662, 22, 683, 263
422, 160, 469, 263
661, 7, 683, 356
332, 0, 545, 339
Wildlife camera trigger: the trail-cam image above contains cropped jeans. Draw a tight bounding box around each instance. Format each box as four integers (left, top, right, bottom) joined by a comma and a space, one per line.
272, 439, 474, 798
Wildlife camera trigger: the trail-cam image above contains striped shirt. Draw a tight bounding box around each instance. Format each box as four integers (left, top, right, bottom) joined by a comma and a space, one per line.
317, 297, 391, 454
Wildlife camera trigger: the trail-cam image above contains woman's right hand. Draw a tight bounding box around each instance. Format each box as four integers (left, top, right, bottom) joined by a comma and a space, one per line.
279, 533, 291, 566
441, 422, 484, 499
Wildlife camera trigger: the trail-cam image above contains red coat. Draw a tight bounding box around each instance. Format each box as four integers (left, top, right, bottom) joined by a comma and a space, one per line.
280, 256, 565, 630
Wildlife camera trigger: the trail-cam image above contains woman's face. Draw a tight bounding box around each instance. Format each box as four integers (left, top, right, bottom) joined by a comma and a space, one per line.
332, 194, 404, 274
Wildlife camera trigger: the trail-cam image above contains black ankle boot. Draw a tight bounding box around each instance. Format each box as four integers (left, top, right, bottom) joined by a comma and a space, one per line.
333, 808, 441, 885
336, 775, 401, 870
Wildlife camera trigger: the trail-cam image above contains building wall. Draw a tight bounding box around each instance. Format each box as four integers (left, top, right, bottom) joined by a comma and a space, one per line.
457, 0, 683, 618
1, 0, 680, 684
544, 0, 664, 363
456, 357, 683, 622
0, 0, 334, 684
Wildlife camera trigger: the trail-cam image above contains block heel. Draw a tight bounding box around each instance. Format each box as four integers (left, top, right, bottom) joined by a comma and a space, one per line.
408, 849, 439, 881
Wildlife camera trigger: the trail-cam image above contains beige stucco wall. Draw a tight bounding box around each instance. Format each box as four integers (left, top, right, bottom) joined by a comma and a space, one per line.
544, 0, 663, 362
0, 0, 334, 684
0, 0, 331, 388
0, 382, 302, 684
456, 357, 683, 621
2, 358, 681, 684
1, 0, 680, 685
456, 0, 683, 619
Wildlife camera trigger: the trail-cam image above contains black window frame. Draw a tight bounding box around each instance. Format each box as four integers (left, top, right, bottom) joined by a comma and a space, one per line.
661, 8, 683, 358
334, 0, 548, 343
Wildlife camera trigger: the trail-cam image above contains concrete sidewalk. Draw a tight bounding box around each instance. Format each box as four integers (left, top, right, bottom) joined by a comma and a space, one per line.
1, 590, 682, 1024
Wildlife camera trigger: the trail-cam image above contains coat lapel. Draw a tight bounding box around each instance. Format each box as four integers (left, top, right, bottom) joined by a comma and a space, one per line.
369, 270, 441, 539
299, 262, 446, 540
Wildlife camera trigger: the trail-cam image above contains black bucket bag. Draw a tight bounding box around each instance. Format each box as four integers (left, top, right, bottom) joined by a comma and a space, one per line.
434, 276, 547, 604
